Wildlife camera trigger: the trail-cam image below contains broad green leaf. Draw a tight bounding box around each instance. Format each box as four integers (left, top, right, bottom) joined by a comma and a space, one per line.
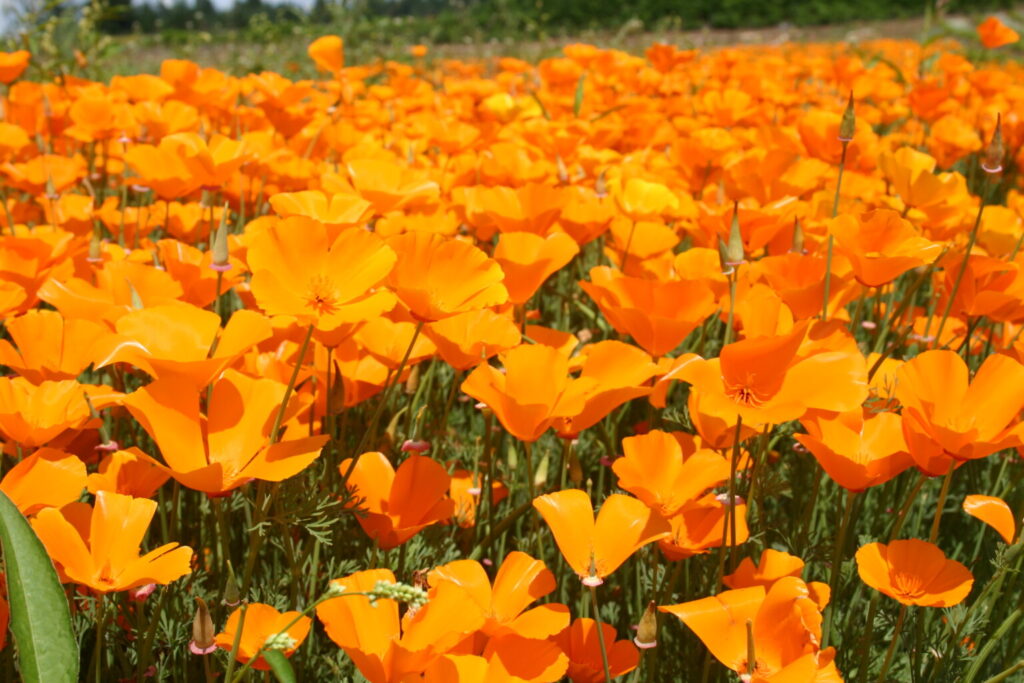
263, 650, 297, 683
0, 490, 78, 683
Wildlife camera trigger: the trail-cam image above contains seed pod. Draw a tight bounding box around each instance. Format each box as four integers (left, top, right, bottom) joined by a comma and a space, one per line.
634, 600, 658, 649
983, 113, 1004, 174
210, 203, 232, 272
838, 91, 855, 142
189, 597, 217, 655
791, 216, 805, 254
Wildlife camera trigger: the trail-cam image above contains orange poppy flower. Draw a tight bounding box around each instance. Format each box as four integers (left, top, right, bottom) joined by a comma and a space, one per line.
579, 266, 716, 357
461, 344, 594, 442
554, 617, 639, 683
247, 216, 397, 330
268, 190, 373, 232
723, 549, 806, 590
878, 147, 960, 212
0, 51, 30, 84
425, 309, 521, 371
612, 430, 730, 517
215, 603, 311, 671
659, 323, 867, 429
464, 184, 566, 237
658, 494, 749, 561
0, 448, 86, 515
341, 452, 453, 549
449, 469, 508, 528
0, 309, 105, 383
660, 576, 839, 681
963, 494, 1016, 544
895, 350, 1024, 476
308, 35, 344, 74
796, 409, 913, 492
855, 539, 973, 607
0, 378, 118, 449
978, 16, 1020, 49
423, 647, 566, 683
493, 232, 579, 305
387, 231, 507, 322
355, 317, 437, 369
124, 370, 328, 495
613, 177, 679, 222
829, 209, 939, 287
532, 489, 670, 586
87, 448, 171, 499
555, 340, 659, 437
31, 490, 193, 593
428, 551, 569, 641
317, 568, 485, 683
95, 304, 272, 389
347, 158, 440, 215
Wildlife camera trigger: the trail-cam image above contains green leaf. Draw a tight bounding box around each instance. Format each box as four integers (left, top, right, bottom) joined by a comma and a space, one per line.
573, 73, 586, 117
0, 490, 78, 683
263, 650, 297, 683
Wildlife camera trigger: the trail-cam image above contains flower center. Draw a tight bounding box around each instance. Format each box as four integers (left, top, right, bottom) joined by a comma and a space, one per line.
305, 274, 339, 316
726, 384, 764, 407
891, 570, 924, 598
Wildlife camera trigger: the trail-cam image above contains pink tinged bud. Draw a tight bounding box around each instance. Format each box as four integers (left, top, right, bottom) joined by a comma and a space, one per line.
582, 575, 604, 587
861, 320, 877, 330
482, 558, 493, 567
130, 583, 156, 602
467, 487, 482, 496
95, 441, 120, 452
716, 492, 745, 507
189, 641, 217, 656
983, 113, 1005, 174
401, 439, 430, 453
190, 597, 216, 655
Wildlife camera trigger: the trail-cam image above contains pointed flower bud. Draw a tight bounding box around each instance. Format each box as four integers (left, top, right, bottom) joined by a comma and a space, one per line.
721, 204, 745, 270
791, 216, 805, 254
87, 230, 103, 264
838, 91, 856, 142
223, 563, 241, 607
983, 113, 1005, 174
189, 597, 217, 656
634, 600, 658, 649
210, 203, 232, 272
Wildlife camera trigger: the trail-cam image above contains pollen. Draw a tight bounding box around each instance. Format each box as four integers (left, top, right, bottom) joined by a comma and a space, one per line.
305, 274, 340, 316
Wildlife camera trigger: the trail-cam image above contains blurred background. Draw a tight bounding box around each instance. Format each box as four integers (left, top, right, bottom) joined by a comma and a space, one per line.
0, 0, 1019, 77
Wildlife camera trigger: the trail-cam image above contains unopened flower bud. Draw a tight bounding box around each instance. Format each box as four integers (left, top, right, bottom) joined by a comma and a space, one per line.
189, 597, 217, 655
791, 216, 805, 254
130, 583, 156, 602
838, 91, 856, 142
721, 203, 745, 269
223, 564, 241, 607
87, 231, 103, 263
210, 203, 232, 272
634, 600, 658, 649
983, 113, 1004, 174
401, 439, 430, 454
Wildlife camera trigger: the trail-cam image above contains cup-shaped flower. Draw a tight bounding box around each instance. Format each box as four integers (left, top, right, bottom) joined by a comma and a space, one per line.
124, 370, 328, 495
554, 618, 640, 683
461, 344, 595, 443
31, 490, 192, 593
532, 489, 670, 586
855, 539, 973, 607
215, 603, 311, 671
248, 216, 397, 331
387, 231, 507, 322
895, 350, 1024, 475
341, 452, 454, 549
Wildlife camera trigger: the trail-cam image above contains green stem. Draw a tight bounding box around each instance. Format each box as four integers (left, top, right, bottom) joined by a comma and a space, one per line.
589, 586, 613, 683
876, 605, 908, 683
928, 461, 955, 544
823, 489, 857, 647
822, 141, 849, 320
269, 324, 315, 444
934, 191, 988, 348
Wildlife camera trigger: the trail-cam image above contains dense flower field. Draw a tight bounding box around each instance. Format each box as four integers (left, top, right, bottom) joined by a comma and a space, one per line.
0, 14, 1023, 683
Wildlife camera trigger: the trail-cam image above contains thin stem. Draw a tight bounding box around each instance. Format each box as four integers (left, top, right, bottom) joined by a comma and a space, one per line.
934, 191, 988, 348
822, 140, 849, 320
928, 461, 956, 544
823, 489, 857, 647
589, 586, 613, 683
269, 324, 314, 444
223, 603, 249, 682
876, 605, 908, 683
